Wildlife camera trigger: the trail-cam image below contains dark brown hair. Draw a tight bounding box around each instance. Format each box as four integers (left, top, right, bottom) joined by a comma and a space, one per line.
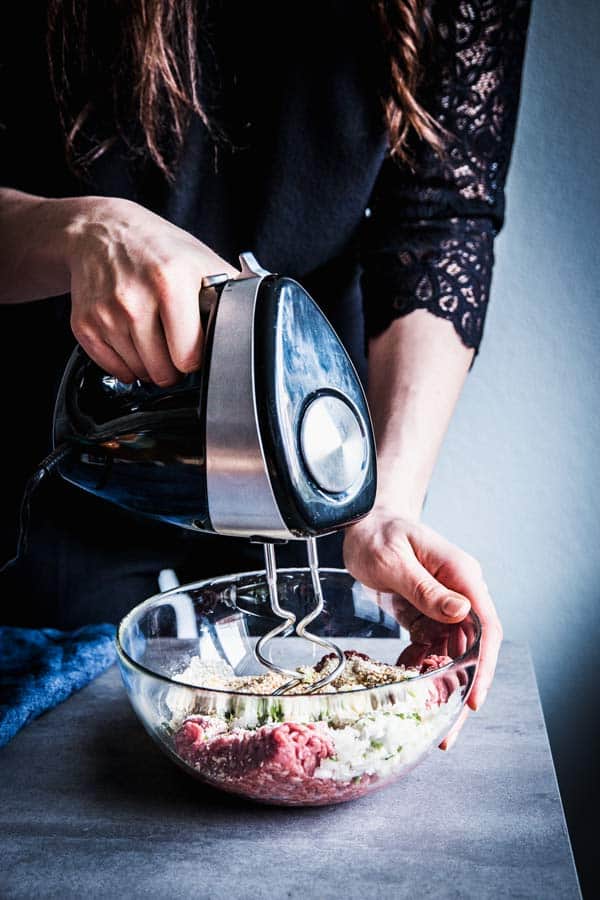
372, 0, 444, 161
47, 0, 443, 179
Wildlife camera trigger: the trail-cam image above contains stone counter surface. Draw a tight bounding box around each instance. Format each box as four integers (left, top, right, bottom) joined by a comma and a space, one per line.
0, 641, 580, 899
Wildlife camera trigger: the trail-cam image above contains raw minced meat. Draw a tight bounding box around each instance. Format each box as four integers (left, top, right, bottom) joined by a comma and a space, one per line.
176, 720, 334, 779
173, 715, 379, 806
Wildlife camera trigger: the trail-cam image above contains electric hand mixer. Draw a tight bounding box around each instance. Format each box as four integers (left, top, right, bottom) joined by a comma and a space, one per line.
45, 253, 376, 692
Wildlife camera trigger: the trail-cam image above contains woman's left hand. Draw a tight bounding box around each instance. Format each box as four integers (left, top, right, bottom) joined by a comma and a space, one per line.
343, 507, 503, 750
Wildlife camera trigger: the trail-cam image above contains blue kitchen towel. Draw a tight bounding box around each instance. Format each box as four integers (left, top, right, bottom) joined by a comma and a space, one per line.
0, 624, 116, 747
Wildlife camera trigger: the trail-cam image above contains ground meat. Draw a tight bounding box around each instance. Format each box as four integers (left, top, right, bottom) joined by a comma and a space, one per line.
420, 654, 453, 674
180, 715, 228, 740
314, 649, 371, 672
205, 769, 384, 807
175, 721, 333, 777
417, 655, 456, 707
174, 720, 361, 805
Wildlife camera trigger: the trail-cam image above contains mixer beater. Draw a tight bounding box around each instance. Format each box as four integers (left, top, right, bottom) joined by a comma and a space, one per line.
256, 538, 346, 694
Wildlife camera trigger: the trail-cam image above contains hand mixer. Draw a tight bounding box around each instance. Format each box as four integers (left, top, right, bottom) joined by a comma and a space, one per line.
44, 253, 377, 692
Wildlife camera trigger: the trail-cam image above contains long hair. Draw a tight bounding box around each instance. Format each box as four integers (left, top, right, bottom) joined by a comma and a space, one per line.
47, 0, 444, 180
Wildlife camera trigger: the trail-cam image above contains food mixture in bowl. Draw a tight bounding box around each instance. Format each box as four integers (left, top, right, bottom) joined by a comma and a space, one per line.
117, 569, 480, 806
166, 650, 463, 806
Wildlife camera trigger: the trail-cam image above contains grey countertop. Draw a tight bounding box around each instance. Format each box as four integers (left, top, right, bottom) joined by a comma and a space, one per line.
0, 641, 580, 899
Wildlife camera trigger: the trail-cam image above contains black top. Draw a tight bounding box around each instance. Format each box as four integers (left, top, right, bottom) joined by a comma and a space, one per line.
0, 1, 531, 625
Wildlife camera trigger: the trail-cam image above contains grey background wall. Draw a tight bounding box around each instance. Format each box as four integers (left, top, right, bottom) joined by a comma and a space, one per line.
423, 0, 599, 891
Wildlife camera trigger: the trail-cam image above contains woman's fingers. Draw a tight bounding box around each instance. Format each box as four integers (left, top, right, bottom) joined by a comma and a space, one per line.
439, 707, 469, 751
83, 300, 177, 385
73, 327, 137, 384
102, 331, 150, 382
431, 564, 501, 711
381, 544, 472, 624
466, 586, 503, 711
408, 527, 503, 712
127, 306, 180, 386
158, 280, 203, 374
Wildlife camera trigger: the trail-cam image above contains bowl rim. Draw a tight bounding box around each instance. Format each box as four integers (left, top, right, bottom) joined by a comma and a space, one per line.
116, 566, 481, 698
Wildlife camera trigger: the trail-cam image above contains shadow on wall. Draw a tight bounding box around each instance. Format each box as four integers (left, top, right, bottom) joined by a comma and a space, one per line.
423, 0, 599, 894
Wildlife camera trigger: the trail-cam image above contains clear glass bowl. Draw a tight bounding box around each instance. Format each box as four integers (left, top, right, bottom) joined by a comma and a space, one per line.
116, 568, 480, 807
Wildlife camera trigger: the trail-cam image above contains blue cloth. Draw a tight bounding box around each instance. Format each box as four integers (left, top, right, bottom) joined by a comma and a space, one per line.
0, 624, 116, 747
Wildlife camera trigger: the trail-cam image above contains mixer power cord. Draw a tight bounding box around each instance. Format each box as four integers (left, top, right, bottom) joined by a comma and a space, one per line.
0, 443, 73, 576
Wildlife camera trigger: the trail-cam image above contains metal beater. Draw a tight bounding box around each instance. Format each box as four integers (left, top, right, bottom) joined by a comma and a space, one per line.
256, 538, 346, 694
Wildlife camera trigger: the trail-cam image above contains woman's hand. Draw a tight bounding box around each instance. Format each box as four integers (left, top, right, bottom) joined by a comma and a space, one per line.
343, 506, 502, 749
64, 196, 238, 385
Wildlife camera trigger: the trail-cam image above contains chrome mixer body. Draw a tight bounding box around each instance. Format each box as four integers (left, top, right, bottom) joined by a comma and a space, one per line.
53, 253, 377, 692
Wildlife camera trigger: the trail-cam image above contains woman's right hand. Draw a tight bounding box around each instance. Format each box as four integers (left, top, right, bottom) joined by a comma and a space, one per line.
64, 196, 239, 385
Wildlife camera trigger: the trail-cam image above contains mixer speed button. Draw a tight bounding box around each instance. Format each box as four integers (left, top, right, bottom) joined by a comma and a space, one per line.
299, 394, 367, 495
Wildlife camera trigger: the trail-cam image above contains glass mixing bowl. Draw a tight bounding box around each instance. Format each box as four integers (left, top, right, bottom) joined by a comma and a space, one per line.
116, 568, 480, 807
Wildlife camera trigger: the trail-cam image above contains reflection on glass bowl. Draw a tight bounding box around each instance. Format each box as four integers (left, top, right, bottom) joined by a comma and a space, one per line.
116, 568, 480, 807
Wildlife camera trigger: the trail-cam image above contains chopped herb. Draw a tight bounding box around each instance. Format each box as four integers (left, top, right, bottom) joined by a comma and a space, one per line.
257, 699, 270, 726
397, 745, 403, 753
352, 775, 361, 784
330, 755, 339, 762
270, 702, 285, 723
370, 739, 384, 751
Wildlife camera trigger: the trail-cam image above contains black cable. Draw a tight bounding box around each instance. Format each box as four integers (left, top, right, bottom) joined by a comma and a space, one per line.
0, 443, 73, 575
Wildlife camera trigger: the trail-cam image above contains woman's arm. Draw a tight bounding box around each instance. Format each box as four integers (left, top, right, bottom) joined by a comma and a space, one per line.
0, 188, 73, 302
0, 188, 237, 384
364, 310, 472, 519
346, 1, 530, 747
343, 312, 502, 748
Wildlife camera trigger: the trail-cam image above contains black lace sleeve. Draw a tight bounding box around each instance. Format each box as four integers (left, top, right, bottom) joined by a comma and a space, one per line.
360, 0, 531, 351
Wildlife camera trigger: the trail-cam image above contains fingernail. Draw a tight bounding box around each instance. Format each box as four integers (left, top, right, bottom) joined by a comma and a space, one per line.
445, 730, 459, 751
470, 687, 488, 712
442, 595, 470, 618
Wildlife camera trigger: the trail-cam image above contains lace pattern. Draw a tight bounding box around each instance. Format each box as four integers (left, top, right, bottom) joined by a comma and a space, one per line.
361, 0, 531, 350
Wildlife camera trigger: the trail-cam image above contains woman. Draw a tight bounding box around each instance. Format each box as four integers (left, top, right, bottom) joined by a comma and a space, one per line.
0, 1, 530, 747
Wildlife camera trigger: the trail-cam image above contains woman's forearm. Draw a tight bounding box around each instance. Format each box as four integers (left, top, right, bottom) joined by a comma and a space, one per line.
345, 310, 501, 722
0, 188, 77, 303
367, 310, 474, 518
